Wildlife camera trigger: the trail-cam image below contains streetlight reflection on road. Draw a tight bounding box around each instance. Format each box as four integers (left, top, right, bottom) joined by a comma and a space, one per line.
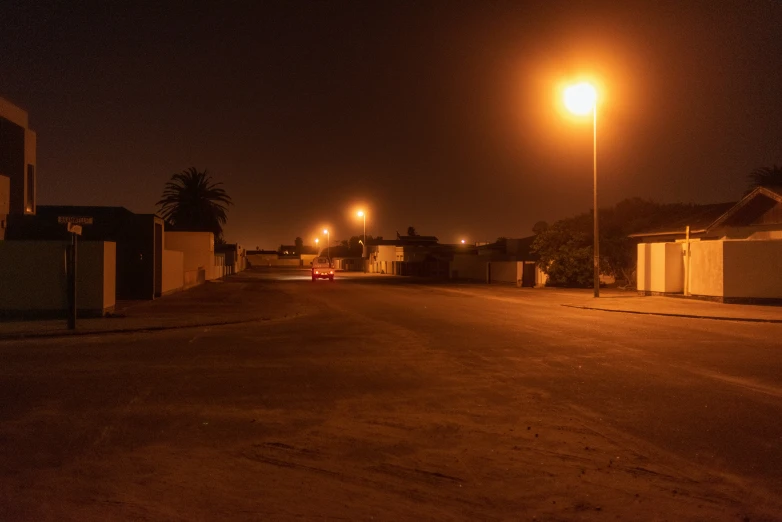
563, 81, 600, 297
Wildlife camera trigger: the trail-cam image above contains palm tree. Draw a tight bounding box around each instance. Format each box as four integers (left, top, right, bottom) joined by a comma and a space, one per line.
157, 167, 232, 240
747, 165, 782, 192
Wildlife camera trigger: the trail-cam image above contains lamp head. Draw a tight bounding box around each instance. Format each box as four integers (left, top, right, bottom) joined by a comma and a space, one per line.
564, 82, 597, 116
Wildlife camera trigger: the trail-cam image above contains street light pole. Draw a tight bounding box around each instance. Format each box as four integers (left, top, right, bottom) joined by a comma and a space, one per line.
592, 100, 599, 298
564, 81, 599, 297
357, 211, 366, 272
323, 229, 330, 260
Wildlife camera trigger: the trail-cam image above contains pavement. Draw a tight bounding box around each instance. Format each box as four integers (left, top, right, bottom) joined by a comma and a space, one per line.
0, 273, 305, 339
2, 270, 780, 340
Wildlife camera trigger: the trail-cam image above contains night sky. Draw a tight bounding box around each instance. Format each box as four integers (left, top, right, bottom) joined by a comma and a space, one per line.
2, 1, 782, 248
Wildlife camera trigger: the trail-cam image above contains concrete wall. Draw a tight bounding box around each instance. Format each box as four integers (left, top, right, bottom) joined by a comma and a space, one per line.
0, 174, 9, 215
369, 245, 397, 273
0, 240, 115, 316
689, 241, 724, 297
165, 231, 215, 280
637, 242, 684, 293
0, 175, 8, 240
183, 269, 205, 289
161, 249, 184, 295
374, 245, 397, 263
639, 238, 782, 299
490, 261, 523, 286
24, 128, 36, 214
723, 240, 782, 298
332, 257, 363, 271
450, 254, 488, 280
78, 242, 115, 313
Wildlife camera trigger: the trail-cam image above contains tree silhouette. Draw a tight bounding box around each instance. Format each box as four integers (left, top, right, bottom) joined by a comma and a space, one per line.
747, 165, 782, 192
294, 237, 303, 253
407, 226, 417, 236
532, 221, 549, 235
157, 167, 232, 240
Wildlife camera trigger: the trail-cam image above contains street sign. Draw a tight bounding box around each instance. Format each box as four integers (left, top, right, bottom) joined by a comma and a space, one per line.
58, 216, 93, 225
66, 223, 82, 235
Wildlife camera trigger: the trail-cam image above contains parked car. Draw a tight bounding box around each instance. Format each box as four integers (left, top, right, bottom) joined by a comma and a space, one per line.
311, 257, 334, 281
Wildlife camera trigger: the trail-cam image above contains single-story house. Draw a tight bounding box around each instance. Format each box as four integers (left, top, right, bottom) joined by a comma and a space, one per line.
632, 186, 782, 302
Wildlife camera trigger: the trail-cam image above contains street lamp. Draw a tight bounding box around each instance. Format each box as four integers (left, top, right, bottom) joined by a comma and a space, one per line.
323, 229, 330, 260
460, 239, 466, 244
564, 81, 599, 297
357, 210, 366, 272
314, 237, 319, 255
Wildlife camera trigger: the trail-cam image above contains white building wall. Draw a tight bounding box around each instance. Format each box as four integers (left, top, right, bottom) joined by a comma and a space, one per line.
689, 240, 724, 297
637, 242, 684, 293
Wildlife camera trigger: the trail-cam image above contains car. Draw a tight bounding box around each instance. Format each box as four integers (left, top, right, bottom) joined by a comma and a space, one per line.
311, 257, 334, 281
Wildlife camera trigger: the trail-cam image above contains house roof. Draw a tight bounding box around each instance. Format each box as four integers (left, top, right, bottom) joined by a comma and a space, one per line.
707, 185, 782, 229
629, 186, 782, 238
628, 202, 736, 238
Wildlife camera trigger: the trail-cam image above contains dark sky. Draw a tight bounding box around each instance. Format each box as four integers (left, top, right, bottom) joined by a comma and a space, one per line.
2, 1, 782, 248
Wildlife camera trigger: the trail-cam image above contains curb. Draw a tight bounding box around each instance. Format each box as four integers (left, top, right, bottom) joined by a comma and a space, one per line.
561, 304, 782, 324
0, 316, 276, 341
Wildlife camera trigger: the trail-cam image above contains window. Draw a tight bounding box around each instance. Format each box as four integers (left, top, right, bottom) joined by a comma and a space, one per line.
25, 164, 35, 213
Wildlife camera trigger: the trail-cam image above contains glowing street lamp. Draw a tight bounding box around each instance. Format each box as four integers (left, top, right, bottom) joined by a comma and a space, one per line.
314, 237, 319, 254
564, 81, 600, 297
323, 229, 330, 260
460, 239, 466, 244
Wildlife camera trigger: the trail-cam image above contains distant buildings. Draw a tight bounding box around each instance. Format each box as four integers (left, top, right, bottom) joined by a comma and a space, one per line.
365, 234, 545, 284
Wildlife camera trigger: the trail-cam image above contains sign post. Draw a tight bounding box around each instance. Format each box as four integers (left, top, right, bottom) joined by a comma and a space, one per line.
59, 217, 92, 329
67, 229, 78, 329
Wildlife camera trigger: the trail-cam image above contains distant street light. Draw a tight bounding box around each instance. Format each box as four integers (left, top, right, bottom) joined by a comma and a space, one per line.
323, 229, 330, 260
357, 210, 366, 272
564, 81, 599, 297
314, 237, 319, 254
460, 239, 466, 244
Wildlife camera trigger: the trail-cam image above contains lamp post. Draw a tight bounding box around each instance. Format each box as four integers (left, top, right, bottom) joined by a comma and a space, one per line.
564, 82, 599, 297
357, 210, 366, 272
323, 229, 330, 260
314, 237, 319, 256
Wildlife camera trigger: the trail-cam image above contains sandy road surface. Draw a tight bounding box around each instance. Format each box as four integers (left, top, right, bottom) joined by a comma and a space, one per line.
1, 268, 781, 520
